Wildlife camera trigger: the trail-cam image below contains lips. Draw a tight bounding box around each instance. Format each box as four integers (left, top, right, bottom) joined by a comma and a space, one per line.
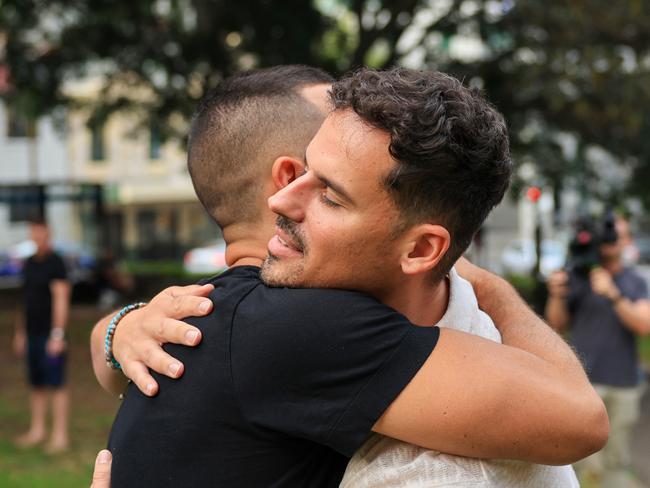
268, 222, 305, 259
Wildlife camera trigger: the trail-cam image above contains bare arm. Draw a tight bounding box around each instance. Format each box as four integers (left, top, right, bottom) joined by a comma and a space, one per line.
50, 279, 70, 333
544, 270, 570, 331
13, 305, 26, 356
90, 284, 214, 395
90, 312, 127, 395
374, 261, 608, 465
46, 279, 71, 356
612, 298, 650, 336
590, 267, 650, 335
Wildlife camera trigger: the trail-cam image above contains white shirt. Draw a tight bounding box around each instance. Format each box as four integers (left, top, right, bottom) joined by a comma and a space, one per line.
340, 268, 579, 487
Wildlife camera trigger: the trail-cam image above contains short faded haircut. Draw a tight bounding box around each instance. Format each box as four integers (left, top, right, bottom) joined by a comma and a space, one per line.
188, 65, 334, 228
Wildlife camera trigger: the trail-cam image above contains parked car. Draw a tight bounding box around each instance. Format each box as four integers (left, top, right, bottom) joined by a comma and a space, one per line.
0, 250, 22, 288
0, 250, 20, 276
501, 239, 566, 278
183, 240, 228, 275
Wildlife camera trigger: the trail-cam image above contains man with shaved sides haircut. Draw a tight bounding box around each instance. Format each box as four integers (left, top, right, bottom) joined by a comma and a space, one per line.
188, 65, 331, 230
95, 66, 607, 487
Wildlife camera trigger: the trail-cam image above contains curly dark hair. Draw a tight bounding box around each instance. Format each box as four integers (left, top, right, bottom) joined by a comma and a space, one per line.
330, 68, 512, 281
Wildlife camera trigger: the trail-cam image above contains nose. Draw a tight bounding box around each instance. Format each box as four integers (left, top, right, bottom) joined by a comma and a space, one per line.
268, 175, 309, 222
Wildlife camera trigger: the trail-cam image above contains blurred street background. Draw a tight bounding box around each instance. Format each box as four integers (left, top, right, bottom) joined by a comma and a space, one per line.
1, 0, 650, 486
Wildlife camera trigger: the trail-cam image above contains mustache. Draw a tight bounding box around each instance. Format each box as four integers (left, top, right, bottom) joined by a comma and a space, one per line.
276, 216, 306, 253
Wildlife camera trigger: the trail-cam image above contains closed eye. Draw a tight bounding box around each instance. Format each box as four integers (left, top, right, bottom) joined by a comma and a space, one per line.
320, 192, 341, 208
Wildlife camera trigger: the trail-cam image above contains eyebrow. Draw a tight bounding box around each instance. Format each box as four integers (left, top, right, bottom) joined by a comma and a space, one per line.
304, 152, 355, 205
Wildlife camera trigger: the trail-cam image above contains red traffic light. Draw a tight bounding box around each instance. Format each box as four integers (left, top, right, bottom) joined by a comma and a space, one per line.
526, 186, 542, 203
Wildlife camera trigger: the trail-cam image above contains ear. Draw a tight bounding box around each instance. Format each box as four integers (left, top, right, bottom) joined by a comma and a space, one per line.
399, 224, 451, 276
271, 157, 306, 191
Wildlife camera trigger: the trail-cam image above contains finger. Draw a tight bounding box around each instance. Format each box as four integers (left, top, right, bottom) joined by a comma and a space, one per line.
156, 294, 213, 320
146, 316, 203, 345
140, 342, 186, 379
124, 361, 160, 397
119, 336, 186, 381
91, 450, 112, 488
165, 283, 214, 298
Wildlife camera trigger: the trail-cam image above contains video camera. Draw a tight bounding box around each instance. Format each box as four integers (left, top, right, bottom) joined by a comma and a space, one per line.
566, 211, 619, 275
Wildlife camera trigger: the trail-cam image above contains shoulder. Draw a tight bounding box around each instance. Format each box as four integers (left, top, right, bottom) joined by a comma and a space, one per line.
621, 268, 648, 297
232, 286, 425, 371
238, 285, 407, 332
621, 268, 648, 290
623, 267, 646, 283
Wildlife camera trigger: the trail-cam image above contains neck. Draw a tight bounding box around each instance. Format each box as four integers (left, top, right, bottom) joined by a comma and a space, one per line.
222, 221, 272, 268
379, 274, 450, 326
35, 246, 51, 258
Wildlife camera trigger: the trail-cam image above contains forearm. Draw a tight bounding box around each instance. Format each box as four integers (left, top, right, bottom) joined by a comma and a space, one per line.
51, 282, 70, 330
91, 312, 129, 395
375, 326, 608, 464
473, 270, 587, 385
544, 296, 570, 332
613, 298, 650, 336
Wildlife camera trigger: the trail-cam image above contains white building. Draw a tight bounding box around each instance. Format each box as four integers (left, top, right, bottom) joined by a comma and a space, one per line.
0, 103, 79, 250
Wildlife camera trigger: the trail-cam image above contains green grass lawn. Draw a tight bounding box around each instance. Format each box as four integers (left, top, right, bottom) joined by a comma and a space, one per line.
0, 306, 121, 488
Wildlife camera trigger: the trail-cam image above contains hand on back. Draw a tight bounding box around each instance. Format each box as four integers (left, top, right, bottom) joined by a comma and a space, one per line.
112, 283, 214, 396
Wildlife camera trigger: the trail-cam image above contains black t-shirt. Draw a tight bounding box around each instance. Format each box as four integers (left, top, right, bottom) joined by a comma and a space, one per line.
22, 252, 67, 336
109, 266, 439, 487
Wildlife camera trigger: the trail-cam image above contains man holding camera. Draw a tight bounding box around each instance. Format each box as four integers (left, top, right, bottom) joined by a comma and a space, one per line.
546, 218, 650, 487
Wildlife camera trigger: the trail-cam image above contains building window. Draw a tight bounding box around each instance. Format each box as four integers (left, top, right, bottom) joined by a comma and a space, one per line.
149, 119, 161, 160
90, 121, 105, 161
7, 185, 44, 222
6, 106, 36, 138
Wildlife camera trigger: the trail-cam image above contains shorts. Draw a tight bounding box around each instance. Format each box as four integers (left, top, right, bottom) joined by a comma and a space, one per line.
26, 334, 67, 388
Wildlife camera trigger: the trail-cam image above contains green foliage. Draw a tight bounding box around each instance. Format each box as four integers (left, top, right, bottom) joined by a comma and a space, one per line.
640, 335, 650, 366
2, 0, 650, 205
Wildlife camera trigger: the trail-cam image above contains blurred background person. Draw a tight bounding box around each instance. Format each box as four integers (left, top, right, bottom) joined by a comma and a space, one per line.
12, 218, 71, 453
545, 213, 650, 487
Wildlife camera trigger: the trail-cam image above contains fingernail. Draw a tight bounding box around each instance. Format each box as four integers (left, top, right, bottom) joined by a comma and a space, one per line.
185, 329, 199, 344
146, 383, 155, 394
168, 363, 181, 376
98, 449, 112, 464
199, 301, 211, 313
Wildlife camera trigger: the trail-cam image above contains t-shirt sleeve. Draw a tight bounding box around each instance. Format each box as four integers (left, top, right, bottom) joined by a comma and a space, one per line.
230, 287, 440, 457
50, 254, 67, 281
628, 273, 648, 301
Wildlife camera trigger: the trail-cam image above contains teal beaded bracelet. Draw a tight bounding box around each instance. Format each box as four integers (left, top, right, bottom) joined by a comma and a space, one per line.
105, 302, 147, 370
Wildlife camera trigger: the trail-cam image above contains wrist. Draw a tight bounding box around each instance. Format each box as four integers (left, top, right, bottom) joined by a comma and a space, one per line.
105, 302, 147, 370
610, 292, 623, 304
50, 327, 65, 341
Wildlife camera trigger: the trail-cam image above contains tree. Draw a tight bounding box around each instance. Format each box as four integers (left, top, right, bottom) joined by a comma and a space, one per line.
2, 0, 649, 205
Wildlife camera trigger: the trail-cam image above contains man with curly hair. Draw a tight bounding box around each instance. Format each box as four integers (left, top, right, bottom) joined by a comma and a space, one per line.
95, 66, 606, 487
